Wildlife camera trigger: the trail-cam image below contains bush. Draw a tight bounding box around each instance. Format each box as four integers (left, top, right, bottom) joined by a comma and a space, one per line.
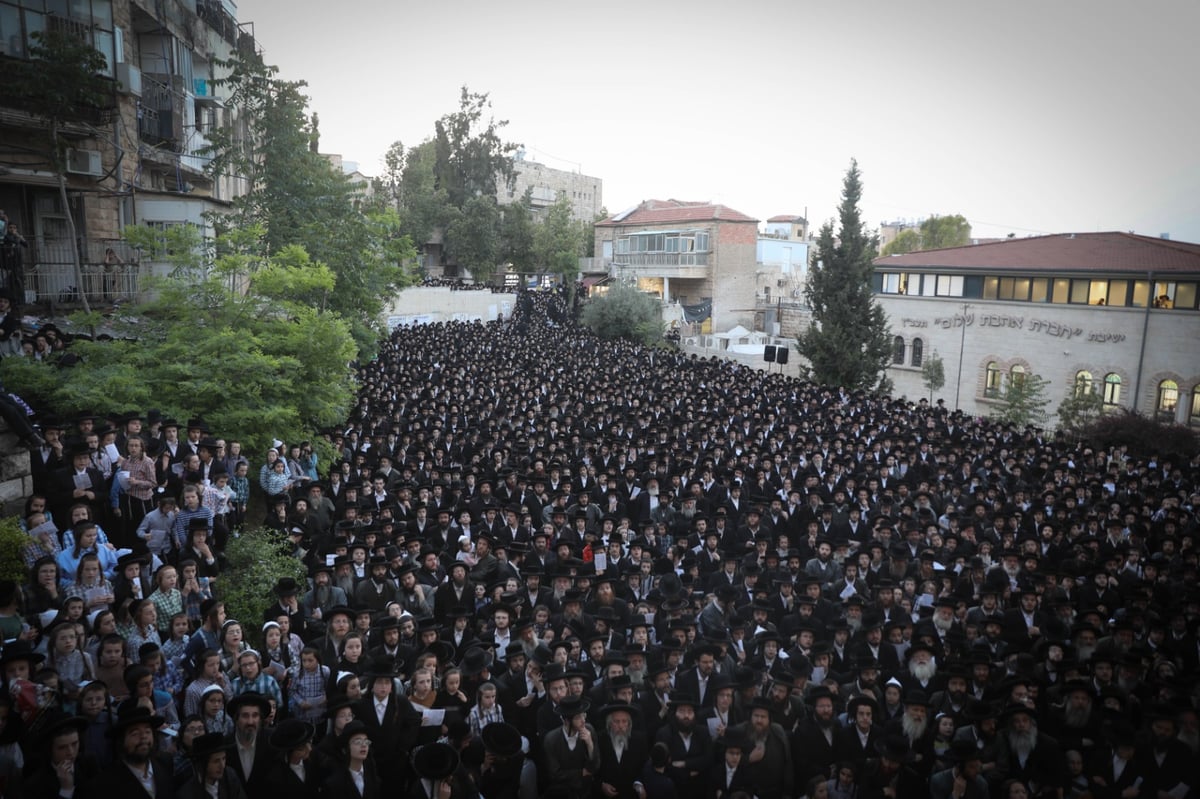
1083, 410, 1200, 460
0, 516, 28, 584
217, 528, 306, 648
580, 280, 663, 345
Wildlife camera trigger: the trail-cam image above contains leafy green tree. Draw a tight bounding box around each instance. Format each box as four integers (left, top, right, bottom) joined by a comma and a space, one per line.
580, 280, 663, 345
204, 51, 416, 356
796, 160, 892, 392
922, 351, 946, 403
10, 31, 113, 313
446, 195, 501, 280
535, 195, 583, 281
1057, 375, 1105, 442
500, 190, 537, 274
882, 214, 972, 256
991, 371, 1051, 428
433, 87, 520, 208
0, 225, 357, 454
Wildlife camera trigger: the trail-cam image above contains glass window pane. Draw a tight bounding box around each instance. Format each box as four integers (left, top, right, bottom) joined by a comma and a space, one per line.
1052, 279, 1070, 304
983, 277, 999, 300
1131, 281, 1150, 307
911, 339, 923, 367
1089, 281, 1109, 305
0, 6, 22, 57
1070, 280, 1091, 304
93, 0, 111, 28
1108, 280, 1128, 307
1191, 388, 1200, 427
1104, 374, 1122, 407
1154, 282, 1176, 308
1175, 283, 1196, 310
67, 0, 88, 21
1031, 278, 1048, 303
24, 8, 43, 47
46, 0, 66, 15
93, 29, 113, 74
999, 278, 1015, 300
921, 275, 935, 296
1013, 278, 1031, 301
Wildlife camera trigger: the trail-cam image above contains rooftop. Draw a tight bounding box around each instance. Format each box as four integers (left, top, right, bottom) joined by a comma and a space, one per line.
874, 232, 1200, 275
598, 199, 757, 227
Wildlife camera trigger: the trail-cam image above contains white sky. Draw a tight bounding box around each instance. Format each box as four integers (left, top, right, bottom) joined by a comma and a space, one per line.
235, 0, 1200, 242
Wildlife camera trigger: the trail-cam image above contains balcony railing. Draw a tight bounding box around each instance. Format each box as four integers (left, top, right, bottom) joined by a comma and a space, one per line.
21, 239, 142, 306
615, 252, 709, 267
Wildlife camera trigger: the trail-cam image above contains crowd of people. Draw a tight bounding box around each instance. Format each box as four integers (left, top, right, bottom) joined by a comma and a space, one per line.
2, 294, 1199, 799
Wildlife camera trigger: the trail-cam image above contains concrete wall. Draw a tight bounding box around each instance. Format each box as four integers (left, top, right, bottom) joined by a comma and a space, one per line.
382, 287, 515, 327
879, 295, 1200, 422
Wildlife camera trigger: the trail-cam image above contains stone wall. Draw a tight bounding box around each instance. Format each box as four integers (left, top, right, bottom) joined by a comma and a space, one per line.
0, 417, 33, 516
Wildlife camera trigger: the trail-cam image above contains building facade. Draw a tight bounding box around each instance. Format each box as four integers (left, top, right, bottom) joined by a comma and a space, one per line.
873, 232, 1200, 426
498, 153, 602, 224
593, 199, 758, 331
0, 0, 254, 307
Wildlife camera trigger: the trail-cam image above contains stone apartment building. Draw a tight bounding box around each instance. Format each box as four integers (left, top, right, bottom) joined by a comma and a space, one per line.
497, 152, 602, 224
0, 0, 254, 307
593, 199, 758, 332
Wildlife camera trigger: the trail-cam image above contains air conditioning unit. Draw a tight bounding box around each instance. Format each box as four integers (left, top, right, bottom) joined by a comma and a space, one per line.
65, 148, 103, 177
116, 62, 142, 97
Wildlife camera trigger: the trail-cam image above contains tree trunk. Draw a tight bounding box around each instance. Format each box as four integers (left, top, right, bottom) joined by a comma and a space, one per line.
52, 120, 91, 313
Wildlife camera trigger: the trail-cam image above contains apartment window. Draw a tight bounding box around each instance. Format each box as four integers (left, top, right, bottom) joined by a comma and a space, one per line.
1088, 281, 1109, 305
1009, 364, 1027, 392
1074, 370, 1094, 397
935, 275, 964, 297
1031, 278, 1049, 303
911, 338, 923, 368
983, 277, 999, 300
985, 362, 1002, 398
1157, 380, 1179, 421
1107, 280, 1128, 307
1052, 278, 1071, 304
1176, 282, 1197, 310
881, 273, 901, 294
1191, 386, 1200, 428
1153, 282, 1176, 308
921, 275, 936, 296
1069, 279, 1091, 304
1131, 281, 1151, 307
892, 336, 905, 365
1103, 373, 1122, 407
999, 277, 1028, 301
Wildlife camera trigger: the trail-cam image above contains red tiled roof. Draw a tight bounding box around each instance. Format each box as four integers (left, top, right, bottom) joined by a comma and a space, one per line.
597, 199, 757, 226
874, 232, 1200, 275
767, 214, 807, 223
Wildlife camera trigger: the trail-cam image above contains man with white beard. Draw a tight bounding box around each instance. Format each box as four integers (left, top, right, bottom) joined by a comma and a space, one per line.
887, 690, 934, 773
994, 703, 1063, 796
930, 597, 962, 642
1046, 680, 1101, 754
594, 702, 647, 799
901, 641, 940, 693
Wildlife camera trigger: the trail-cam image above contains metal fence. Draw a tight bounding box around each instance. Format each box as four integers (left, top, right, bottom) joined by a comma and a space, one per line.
21, 239, 142, 306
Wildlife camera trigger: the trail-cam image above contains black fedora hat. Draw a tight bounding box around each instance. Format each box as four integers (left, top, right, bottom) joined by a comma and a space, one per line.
480, 722, 523, 758
459, 645, 494, 678
191, 732, 234, 760
874, 733, 914, 763
269, 718, 315, 751
226, 692, 271, 718
108, 700, 165, 737
411, 742, 460, 780
554, 696, 591, 718
32, 713, 89, 748
0, 640, 45, 670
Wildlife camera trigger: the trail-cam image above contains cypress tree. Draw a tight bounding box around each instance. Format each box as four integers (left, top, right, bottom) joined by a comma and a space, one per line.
797, 160, 893, 392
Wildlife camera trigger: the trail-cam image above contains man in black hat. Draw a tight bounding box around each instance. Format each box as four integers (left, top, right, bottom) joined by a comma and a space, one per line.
225, 692, 272, 799
654, 693, 711, 798
94, 701, 175, 799
354, 556, 399, 612
23, 713, 100, 799
594, 702, 647, 799
355, 657, 421, 783
725, 698, 792, 799
793, 685, 840, 787
180, 732, 243, 799
836, 694, 882, 766
263, 577, 308, 640
992, 703, 1063, 798
929, 739, 988, 799
51, 439, 106, 522
542, 696, 600, 799
267, 719, 320, 799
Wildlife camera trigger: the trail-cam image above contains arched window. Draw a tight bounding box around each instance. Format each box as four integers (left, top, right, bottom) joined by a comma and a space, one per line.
985, 362, 1002, 397
892, 336, 905, 365
911, 338, 923, 367
1157, 380, 1179, 421
1009, 364, 1027, 393
1191, 386, 1200, 428
1103, 373, 1122, 407
1074, 370, 1093, 397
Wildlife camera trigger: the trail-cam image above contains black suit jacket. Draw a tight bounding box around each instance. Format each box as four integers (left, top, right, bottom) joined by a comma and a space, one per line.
596, 731, 649, 799
94, 753, 176, 799
224, 733, 274, 799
